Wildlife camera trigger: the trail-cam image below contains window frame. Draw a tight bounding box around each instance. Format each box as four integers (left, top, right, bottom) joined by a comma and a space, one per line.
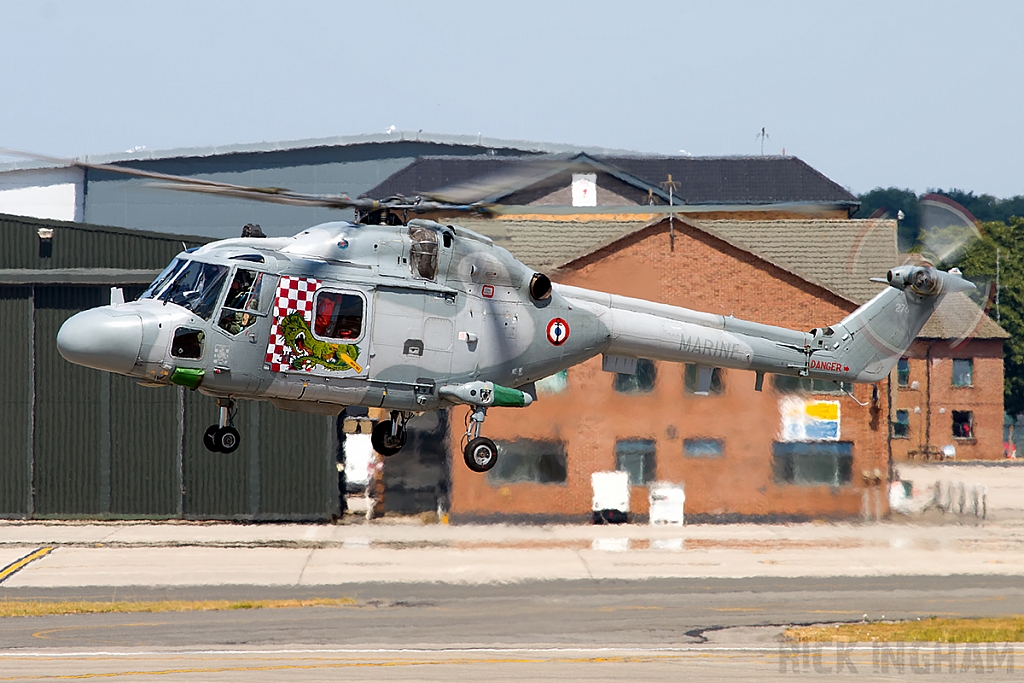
771, 441, 853, 487
897, 358, 910, 387
684, 437, 724, 458
613, 358, 657, 394
311, 289, 368, 344
892, 409, 910, 439
614, 438, 657, 486
683, 364, 725, 395
952, 358, 974, 388
952, 410, 974, 440
772, 374, 852, 395
487, 439, 568, 485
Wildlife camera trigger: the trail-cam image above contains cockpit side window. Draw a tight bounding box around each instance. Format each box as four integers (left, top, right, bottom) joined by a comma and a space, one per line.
218, 269, 272, 335
157, 260, 229, 321
408, 225, 439, 280
313, 292, 364, 341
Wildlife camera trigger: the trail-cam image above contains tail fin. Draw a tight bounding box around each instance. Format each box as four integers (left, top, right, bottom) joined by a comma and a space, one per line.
834, 266, 975, 382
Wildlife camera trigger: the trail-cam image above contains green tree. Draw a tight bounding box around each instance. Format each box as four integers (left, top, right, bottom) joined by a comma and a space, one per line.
854, 187, 920, 251
959, 218, 1024, 415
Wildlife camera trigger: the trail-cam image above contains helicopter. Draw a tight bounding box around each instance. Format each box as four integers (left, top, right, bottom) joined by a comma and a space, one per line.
7, 149, 974, 474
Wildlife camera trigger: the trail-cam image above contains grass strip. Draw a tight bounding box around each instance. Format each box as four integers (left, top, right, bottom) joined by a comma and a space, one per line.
787, 617, 1024, 643
0, 597, 356, 618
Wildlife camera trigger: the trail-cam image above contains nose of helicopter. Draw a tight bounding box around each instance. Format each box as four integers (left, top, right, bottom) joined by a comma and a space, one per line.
57, 307, 144, 375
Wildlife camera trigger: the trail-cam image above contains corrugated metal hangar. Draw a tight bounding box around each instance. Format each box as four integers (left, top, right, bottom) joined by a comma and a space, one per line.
0, 213, 350, 520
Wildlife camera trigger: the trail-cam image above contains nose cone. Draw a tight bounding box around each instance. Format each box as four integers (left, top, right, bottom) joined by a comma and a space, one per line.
57, 308, 144, 374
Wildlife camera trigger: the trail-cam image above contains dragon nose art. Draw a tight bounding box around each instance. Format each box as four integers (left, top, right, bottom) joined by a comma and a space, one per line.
56, 308, 144, 375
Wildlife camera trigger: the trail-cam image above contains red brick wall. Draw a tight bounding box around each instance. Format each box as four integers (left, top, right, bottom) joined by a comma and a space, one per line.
891, 339, 1005, 461
449, 222, 891, 520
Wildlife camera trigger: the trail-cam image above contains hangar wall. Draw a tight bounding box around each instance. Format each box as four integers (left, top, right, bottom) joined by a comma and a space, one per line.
0, 214, 341, 520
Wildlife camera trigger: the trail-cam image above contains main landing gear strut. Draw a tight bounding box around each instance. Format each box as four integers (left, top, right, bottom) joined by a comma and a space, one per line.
203, 398, 241, 453
371, 411, 410, 457
462, 406, 498, 473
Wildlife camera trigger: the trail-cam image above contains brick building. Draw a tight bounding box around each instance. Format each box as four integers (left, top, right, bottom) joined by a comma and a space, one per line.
445, 216, 1006, 522
889, 305, 1008, 461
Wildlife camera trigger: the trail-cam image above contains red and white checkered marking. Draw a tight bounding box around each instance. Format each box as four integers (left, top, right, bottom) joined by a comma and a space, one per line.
264, 276, 321, 373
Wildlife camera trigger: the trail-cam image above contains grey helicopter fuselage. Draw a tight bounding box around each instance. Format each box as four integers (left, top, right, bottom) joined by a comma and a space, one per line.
56, 217, 972, 465
58, 219, 607, 414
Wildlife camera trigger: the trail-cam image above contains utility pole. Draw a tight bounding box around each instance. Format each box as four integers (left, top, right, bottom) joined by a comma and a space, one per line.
661, 174, 680, 252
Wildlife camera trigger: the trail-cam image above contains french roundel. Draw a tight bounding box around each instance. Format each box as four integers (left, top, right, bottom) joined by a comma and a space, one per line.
546, 318, 570, 346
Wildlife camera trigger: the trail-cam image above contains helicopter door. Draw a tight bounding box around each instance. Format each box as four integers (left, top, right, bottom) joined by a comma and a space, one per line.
370, 287, 453, 395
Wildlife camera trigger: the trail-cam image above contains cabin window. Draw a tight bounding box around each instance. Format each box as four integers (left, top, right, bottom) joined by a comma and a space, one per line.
218, 269, 272, 335
892, 410, 910, 439
488, 439, 567, 484
614, 359, 657, 394
952, 359, 973, 387
953, 410, 974, 439
615, 439, 656, 486
684, 364, 725, 395
313, 292, 364, 341
170, 327, 204, 359
897, 358, 910, 387
684, 438, 724, 458
157, 260, 229, 321
408, 224, 439, 280
772, 441, 853, 487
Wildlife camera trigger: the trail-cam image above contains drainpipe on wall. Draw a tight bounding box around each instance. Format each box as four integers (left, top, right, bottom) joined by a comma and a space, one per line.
925, 342, 933, 456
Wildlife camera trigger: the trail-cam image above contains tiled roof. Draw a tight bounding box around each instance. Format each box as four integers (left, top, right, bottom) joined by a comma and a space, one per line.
447, 218, 634, 272
363, 154, 858, 207
918, 292, 1008, 340
453, 214, 1007, 341
698, 219, 895, 304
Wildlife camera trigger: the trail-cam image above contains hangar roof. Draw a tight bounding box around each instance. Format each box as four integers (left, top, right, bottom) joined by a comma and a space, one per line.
363, 153, 858, 208
0, 132, 642, 172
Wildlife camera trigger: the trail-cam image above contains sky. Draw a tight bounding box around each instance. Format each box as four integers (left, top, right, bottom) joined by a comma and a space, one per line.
2, 0, 1023, 198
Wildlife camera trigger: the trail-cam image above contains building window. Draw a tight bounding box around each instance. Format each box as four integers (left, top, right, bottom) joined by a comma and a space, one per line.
684, 364, 725, 395
892, 410, 910, 439
772, 441, 853, 487
897, 358, 910, 387
684, 438, 723, 458
615, 439, 656, 486
772, 375, 851, 395
953, 411, 974, 439
614, 359, 657, 394
536, 370, 568, 396
488, 440, 567, 484
952, 359, 973, 387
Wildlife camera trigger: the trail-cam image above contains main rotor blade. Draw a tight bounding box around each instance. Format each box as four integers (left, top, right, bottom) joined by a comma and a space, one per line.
145, 182, 372, 210
0, 147, 496, 215
0, 147, 307, 194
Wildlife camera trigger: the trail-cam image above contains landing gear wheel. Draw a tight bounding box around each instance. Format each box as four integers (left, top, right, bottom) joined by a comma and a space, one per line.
464, 437, 498, 473
215, 426, 241, 454
371, 420, 407, 456
203, 425, 220, 452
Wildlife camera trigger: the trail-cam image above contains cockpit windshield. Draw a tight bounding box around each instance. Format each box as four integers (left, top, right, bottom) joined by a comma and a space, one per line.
139, 258, 185, 300
154, 260, 229, 321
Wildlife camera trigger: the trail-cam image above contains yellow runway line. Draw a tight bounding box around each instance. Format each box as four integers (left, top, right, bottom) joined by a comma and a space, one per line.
0, 547, 53, 585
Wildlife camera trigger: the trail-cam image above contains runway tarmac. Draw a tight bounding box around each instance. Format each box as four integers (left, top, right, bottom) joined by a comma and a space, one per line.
3, 519, 1024, 680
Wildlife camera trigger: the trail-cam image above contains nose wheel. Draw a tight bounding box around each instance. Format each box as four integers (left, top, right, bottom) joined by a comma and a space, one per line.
371, 411, 410, 456
462, 407, 498, 473
203, 399, 240, 453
